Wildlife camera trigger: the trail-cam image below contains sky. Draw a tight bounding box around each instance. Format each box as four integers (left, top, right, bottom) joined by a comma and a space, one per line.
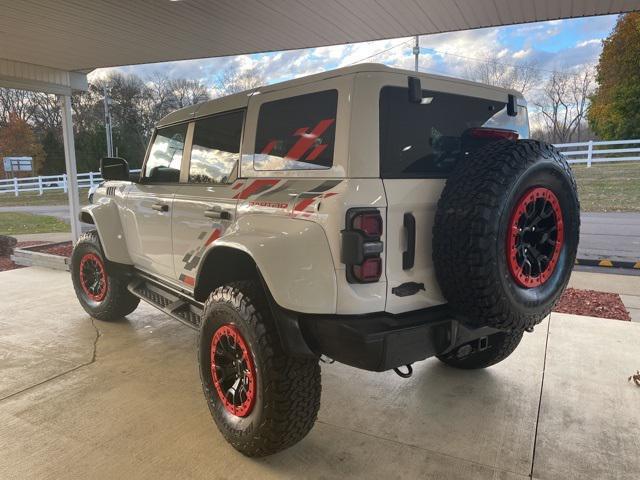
89, 14, 618, 95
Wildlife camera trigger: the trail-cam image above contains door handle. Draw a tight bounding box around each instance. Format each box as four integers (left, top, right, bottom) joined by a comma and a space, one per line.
402, 212, 416, 270
204, 206, 232, 220
152, 203, 169, 212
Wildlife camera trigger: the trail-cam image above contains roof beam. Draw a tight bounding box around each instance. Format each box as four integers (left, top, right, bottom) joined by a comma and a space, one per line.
0, 58, 87, 95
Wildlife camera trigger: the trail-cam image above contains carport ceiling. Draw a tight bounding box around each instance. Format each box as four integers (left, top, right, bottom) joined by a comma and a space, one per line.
1, 0, 640, 72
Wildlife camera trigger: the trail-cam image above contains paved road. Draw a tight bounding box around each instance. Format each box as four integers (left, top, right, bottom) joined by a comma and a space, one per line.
1, 204, 639, 261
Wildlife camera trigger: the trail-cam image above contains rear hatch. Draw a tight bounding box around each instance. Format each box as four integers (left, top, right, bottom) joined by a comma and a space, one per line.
380, 84, 529, 314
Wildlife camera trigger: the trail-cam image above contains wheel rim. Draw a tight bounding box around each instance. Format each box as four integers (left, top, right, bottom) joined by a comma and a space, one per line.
210, 325, 256, 417
507, 187, 564, 288
79, 252, 108, 301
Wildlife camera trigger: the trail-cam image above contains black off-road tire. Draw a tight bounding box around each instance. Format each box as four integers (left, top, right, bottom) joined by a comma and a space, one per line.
71, 231, 139, 321
198, 281, 321, 457
437, 329, 524, 369
433, 140, 580, 331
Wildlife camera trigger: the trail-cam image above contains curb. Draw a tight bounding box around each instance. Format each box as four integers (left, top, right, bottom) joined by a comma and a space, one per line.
575, 258, 640, 269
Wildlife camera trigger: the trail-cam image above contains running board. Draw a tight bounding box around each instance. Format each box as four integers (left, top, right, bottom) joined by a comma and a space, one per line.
128, 276, 203, 330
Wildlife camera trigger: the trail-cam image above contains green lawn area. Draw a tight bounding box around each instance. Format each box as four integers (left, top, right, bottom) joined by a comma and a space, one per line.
571, 161, 640, 212
0, 189, 90, 207
0, 212, 70, 235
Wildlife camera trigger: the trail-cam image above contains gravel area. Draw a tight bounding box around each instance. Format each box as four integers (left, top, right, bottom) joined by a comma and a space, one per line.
554, 287, 631, 321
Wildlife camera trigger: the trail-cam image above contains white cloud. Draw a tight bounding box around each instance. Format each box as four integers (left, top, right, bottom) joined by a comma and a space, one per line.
576, 38, 601, 48
512, 49, 531, 59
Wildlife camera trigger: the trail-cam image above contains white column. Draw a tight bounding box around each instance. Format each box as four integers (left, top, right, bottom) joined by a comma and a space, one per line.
58, 94, 82, 243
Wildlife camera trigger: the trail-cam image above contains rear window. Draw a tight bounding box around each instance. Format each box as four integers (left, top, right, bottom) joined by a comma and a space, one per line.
379, 86, 528, 178
254, 90, 337, 170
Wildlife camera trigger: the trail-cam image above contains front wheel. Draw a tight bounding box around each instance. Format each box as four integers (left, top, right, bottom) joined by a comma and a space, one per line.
437, 329, 524, 369
198, 281, 321, 457
71, 231, 139, 321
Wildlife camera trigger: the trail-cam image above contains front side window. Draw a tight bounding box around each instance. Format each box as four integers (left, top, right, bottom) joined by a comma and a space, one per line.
379, 86, 527, 178
144, 123, 187, 183
254, 89, 338, 170
189, 110, 244, 184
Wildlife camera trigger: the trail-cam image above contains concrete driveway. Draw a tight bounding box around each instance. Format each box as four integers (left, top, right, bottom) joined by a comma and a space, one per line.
1, 267, 639, 480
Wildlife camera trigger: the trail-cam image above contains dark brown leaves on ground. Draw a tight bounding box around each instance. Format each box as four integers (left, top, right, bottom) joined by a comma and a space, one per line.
0, 240, 72, 272
554, 287, 631, 321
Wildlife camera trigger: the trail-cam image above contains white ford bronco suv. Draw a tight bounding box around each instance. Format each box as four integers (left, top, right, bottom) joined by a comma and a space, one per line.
71, 64, 579, 456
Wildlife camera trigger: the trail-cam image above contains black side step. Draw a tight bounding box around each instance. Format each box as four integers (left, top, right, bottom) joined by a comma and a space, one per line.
128, 276, 203, 330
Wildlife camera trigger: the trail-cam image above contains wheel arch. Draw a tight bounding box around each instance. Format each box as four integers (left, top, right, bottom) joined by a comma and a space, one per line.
78, 203, 132, 265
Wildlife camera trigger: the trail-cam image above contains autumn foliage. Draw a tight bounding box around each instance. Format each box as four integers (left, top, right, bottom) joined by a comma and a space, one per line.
0, 113, 46, 175
588, 13, 640, 139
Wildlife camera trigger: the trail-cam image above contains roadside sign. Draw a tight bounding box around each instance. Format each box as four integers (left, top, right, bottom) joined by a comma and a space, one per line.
3, 157, 33, 172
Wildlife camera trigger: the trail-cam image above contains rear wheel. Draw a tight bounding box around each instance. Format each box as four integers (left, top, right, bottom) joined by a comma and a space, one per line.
198, 281, 321, 457
437, 329, 524, 369
71, 231, 139, 320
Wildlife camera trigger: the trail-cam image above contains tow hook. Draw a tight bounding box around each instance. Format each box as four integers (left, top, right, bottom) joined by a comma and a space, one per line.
393, 364, 413, 378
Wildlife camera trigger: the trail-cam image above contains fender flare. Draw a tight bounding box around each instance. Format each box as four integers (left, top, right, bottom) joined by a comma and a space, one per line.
194, 215, 337, 314
79, 202, 132, 265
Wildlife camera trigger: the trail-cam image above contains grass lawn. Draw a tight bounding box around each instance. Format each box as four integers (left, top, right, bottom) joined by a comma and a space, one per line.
571, 161, 640, 212
0, 212, 70, 235
0, 189, 90, 207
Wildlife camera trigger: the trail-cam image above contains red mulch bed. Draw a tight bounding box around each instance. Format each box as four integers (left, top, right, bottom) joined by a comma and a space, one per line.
0, 241, 72, 272
553, 287, 631, 321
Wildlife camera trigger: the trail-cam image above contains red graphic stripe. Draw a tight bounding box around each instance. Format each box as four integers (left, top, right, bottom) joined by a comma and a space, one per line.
182, 275, 195, 286
305, 144, 328, 162
233, 179, 280, 199
284, 118, 335, 162
261, 140, 277, 155
231, 181, 244, 190
205, 229, 221, 246
293, 197, 316, 212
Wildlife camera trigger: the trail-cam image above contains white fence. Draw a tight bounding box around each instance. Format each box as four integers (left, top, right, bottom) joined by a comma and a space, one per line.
0, 170, 140, 197
2, 138, 640, 196
554, 139, 640, 167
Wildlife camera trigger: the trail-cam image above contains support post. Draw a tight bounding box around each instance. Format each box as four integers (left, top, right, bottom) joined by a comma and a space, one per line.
13, 177, 18, 197
413, 35, 420, 72
38, 176, 43, 195
58, 94, 82, 243
587, 140, 593, 168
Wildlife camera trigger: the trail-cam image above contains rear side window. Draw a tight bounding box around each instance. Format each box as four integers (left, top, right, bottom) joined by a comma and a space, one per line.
254, 90, 337, 170
189, 110, 244, 184
144, 123, 187, 183
379, 86, 528, 178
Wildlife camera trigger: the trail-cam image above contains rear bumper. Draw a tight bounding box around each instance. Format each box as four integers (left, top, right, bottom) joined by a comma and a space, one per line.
300, 305, 500, 371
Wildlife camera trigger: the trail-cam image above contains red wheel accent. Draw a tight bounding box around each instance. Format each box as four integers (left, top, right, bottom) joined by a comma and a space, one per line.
210, 325, 257, 417
79, 252, 108, 301
507, 187, 564, 288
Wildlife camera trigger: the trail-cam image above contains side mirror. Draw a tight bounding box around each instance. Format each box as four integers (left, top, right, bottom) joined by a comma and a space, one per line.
100, 157, 129, 181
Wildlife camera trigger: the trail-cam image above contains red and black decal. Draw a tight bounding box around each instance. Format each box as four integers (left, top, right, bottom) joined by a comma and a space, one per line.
233, 179, 280, 200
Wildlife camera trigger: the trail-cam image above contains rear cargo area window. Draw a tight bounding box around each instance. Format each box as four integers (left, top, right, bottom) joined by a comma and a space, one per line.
379, 86, 526, 178
254, 90, 337, 170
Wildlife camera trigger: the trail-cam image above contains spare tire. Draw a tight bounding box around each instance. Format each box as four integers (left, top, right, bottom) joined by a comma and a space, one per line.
433, 140, 579, 331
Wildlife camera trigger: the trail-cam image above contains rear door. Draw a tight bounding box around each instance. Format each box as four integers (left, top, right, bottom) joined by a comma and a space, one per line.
171, 110, 244, 289
380, 82, 528, 314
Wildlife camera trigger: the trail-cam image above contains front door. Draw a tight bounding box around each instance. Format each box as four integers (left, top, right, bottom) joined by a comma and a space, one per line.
123, 123, 188, 280
171, 110, 244, 289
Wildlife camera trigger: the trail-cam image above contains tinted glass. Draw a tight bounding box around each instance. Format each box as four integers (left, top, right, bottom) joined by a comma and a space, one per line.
379, 86, 517, 178
254, 90, 337, 170
190, 110, 244, 184
144, 123, 187, 183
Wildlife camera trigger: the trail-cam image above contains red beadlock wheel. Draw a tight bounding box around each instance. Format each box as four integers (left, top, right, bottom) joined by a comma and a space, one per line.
210, 324, 257, 417
79, 252, 108, 301
507, 187, 565, 288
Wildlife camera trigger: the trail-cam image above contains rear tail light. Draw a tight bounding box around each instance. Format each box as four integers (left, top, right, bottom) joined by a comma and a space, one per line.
341, 209, 384, 283
467, 127, 519, 141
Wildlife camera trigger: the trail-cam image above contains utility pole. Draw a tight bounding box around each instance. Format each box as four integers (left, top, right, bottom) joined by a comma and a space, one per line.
103, 85, 114, 157
413, 35, 420, 72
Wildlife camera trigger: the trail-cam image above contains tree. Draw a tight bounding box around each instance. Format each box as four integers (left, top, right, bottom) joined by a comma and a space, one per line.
588, 13, 640, 139
0, 113, 46, 174
531, 70, 594, 143
213, 67, 264, 96
464, 55, 541, 94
